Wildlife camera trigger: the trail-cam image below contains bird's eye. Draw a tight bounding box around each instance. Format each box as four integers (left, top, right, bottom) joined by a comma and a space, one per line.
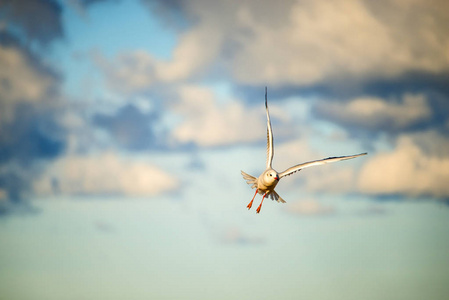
270, 174, 272, 176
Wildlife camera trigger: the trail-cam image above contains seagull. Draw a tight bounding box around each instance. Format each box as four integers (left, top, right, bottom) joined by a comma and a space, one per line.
241, 87, 367, 213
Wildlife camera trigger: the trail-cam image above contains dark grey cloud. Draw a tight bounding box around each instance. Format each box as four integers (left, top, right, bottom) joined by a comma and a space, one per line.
93, 103, 166, 151
0, 103, 65, 164
0, 0, 121, 46
0, 33, 65, 161
140, 0, 189, 29
80, 0, 117, 6
311, 92, 449, 141
235, 70, 449, 107
0, 0, 64, 46
0, 33, 66, 209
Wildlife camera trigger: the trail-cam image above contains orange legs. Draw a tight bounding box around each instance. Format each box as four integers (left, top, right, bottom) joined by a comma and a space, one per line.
256, 193, 267, 214
247, 189, 258, 209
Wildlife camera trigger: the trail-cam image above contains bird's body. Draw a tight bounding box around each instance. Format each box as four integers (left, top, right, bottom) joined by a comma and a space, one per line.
241, 87, 367, 213
257, 169, 279, 193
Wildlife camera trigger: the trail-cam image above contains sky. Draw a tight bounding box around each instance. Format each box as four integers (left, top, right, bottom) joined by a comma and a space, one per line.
1, 0, 449, 299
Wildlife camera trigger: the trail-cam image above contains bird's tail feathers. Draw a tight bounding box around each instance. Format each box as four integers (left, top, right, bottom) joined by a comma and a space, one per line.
241, 171, 257, 189
269, 191, 286, 203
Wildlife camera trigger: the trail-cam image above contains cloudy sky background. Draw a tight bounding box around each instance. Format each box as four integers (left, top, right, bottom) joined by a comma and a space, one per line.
1, 0, 449, 299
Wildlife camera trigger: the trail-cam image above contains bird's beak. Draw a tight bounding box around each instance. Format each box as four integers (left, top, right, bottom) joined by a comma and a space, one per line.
274, 176, 279, 181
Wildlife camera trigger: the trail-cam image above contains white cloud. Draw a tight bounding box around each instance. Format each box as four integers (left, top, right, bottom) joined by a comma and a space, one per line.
93, 23, 223, 94
303, 166, 358, 194
97, 0, 449, 94
0, 188, 7, 201
274, 139, 319, 171
0, 188, 9, 212
273, 139, 366, 194
142, 0, 449, 87
358, 134, 449, 198
93, 50, 157, 95
156, 25, 222, 82
276, 132, 449, 199
33, 152, 179, 197
0, 45, 54, 122
232, 0, 394, 85
314, 94, 431, 131
170, 85, 267, 147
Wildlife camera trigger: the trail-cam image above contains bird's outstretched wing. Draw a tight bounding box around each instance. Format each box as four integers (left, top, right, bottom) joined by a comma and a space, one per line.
265, 87, 274, 169
279, 153, 367, 179
241, 170, 258, 189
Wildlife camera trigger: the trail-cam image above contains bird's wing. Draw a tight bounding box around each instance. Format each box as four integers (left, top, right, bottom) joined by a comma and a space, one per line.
241, 170, 258, 189
265, 87, 274, 169
279, 153, 367, 179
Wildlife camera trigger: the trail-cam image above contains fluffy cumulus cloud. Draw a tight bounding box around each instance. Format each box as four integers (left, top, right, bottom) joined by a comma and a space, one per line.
93, 50, 158, 95
272, 131, 449, 199
0, 39, 56, 122
275, 132, 449, 199
34, 152, 179, 197
313, 94, 432, 132
170, 85, 268, 147
1, 0, 448, 208
358, 133, 449, 198
273, 139, 322, 175
271, 137, 366, 195
142, 0, 449, 87
0, 35, 66, 204
93, 22, 223, 93
303, 166, 359, 194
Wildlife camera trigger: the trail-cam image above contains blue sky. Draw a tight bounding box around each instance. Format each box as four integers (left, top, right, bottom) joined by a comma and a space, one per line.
1, 0, 449, 299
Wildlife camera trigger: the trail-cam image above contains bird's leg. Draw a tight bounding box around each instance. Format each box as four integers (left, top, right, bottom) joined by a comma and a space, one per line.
256, 192, 267, 214
247, 189, 258, 210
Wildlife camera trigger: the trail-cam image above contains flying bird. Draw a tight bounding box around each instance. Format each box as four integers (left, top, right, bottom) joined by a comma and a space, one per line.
241, 87, 367, 213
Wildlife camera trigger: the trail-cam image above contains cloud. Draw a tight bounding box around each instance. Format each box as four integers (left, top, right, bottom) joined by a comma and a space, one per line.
273, 140, 320, 175
0, 0, 64, 45
0, 35, 66, 205
284, 199, 336, 216
274, 131, 449, 200
170, 85, 267, 147
303, 166, 359, 195
142, 0, 449, 87
271, 138, 366, 195
93, 50, 158, 95
94, 23, 222, 92
93, 103, 164, 151
313, 94, 432, 133
0, 188, 8, 211
0, 104, 66, 164
96, 0, 449, 105
33, 152, 179, 197
0, 40, 65, 159
358, 133, 449, 198
0, 39, 57, 122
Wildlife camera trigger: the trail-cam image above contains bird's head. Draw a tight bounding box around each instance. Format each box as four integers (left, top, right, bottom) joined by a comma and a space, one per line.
264, 170, 279, 185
